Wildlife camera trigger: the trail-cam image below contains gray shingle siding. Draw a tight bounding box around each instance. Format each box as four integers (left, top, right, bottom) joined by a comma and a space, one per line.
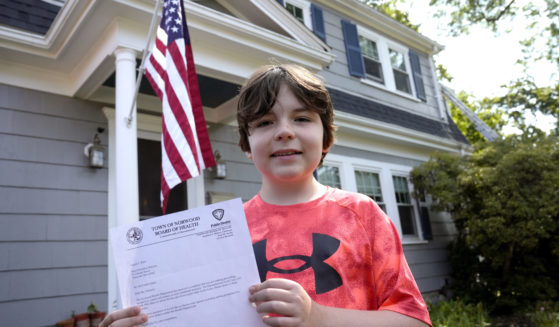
0, 83, 109, 326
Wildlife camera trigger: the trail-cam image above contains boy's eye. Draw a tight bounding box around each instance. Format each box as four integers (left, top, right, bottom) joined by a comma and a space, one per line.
295, 116, 311, 122
254, 120, 273, 128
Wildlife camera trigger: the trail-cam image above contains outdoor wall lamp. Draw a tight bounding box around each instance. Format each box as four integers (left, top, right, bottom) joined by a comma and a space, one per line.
84, 127, 105, 168
212, 150, 227, 179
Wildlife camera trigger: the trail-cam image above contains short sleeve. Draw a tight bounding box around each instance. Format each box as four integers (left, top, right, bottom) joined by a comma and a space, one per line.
365, 200, 432, 325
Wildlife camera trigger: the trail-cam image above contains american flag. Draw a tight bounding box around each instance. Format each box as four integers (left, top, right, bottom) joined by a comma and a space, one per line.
144, 0, 215, 213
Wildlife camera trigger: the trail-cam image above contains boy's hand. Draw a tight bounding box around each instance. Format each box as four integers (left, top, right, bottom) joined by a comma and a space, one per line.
249, 278, 321, 327
99, 306, 148, 327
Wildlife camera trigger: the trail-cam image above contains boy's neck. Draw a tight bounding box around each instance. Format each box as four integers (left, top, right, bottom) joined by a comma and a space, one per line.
259, 177, 327, 206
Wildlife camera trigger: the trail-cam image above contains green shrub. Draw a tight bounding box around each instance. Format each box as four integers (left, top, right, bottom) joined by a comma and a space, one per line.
530, 302, 559, 327
428, 299, 490, 327
412, 135, 559, 314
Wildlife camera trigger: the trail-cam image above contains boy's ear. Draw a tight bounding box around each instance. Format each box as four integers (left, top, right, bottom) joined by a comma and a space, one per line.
245, 152, 253, 160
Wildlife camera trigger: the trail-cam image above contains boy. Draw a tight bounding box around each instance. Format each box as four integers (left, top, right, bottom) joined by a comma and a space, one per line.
239, 65, 430, 327
100, 65, 431, 327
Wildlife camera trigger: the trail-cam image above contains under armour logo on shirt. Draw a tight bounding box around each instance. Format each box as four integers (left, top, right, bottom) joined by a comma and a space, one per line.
253, 233, 343, 294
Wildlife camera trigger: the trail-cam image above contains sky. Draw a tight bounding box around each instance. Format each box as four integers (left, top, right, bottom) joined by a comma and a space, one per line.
403, 0, 557, 133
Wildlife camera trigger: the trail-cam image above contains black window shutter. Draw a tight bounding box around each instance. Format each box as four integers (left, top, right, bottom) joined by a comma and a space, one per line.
419, 206, 433, 240
276, 0, 284, 6
409, 50, 427, 101
311, 4, 326, 42
341, 20, 365, 78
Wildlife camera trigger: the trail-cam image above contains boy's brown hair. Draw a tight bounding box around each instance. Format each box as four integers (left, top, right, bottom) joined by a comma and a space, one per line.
237, 64, 336, 154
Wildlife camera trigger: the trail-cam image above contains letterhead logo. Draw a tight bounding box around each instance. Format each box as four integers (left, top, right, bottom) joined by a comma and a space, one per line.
126, 227, 143, 245
212, 208, 224, 221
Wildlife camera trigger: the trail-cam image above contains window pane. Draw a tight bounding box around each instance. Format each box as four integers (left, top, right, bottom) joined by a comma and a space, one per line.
389, 49, 406, 71
355, 171, 382, 201
359, 36, 379, 60
316, 165, 341, 188
394, 70, 411, 93
363, 57, 384, 83
393, 176, 411, 203
359, 37, 384, 82
355, 170, 386, 212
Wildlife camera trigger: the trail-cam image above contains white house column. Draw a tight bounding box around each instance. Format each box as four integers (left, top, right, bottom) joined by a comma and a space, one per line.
114, 47, 139, 226
102, 107, 118, 311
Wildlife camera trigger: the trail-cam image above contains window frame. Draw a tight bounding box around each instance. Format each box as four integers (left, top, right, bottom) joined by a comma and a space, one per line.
282, 0, 313, 30
391, 174, 417, 236
387, 42, 414, 95
323, 154, 426, 244
356, 26, 418, 100
359, 35, 384, 84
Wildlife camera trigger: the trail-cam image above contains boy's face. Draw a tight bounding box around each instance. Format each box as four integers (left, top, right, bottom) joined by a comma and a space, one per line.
245, 83, 329, 185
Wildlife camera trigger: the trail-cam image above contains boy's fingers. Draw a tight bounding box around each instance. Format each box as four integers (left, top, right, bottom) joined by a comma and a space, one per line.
99, 306, 147, 327
250, 278, 294, 296
258, 278, 297, 291
261, 315, 299, 327
255, 300, 293, 316
250, 287, 292, 303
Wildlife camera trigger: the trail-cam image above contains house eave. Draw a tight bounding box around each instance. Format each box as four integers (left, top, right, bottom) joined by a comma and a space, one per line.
315, 0, 444, 55
0, 0, 335, 98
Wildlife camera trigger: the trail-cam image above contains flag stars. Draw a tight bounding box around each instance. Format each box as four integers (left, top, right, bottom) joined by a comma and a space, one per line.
160, 0, 181, 35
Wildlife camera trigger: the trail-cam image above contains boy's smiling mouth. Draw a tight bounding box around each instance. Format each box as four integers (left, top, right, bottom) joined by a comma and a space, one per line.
271, 150, 302, 157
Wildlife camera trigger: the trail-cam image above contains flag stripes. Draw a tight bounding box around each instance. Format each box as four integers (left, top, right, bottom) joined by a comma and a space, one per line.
144, 0, 215, 212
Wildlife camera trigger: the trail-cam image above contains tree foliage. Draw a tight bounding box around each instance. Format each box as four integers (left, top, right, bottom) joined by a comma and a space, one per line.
359, 0, 420, 31
498, 77, 559, 132
411, 134, 559, 313
449, 92, 507, 144
429, 0, 559, 134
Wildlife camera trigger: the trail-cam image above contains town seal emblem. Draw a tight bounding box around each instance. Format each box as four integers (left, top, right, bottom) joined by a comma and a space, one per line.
126, 227, 143, 245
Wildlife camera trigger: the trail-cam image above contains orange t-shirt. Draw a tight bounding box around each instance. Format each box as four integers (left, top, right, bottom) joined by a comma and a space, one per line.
244, 187, 431, 326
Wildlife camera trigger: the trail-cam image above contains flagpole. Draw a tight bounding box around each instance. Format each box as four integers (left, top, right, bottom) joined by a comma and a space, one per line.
125, 0, 163, 127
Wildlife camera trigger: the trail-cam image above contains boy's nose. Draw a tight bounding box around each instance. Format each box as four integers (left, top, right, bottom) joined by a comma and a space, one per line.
274, 121, 295, 141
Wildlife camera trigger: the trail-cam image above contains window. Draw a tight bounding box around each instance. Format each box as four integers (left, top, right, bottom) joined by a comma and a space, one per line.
389, 49, 411, 94
392, 176, 416, 235
355, 170, 386, 212
281, 0, 312, 30
286, 2, 304, 24
322, 154, 427, 242
316, 165, 341, 188
279, 0, 326, 41
359, 36, 384, 83
342, 21, 426, 100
